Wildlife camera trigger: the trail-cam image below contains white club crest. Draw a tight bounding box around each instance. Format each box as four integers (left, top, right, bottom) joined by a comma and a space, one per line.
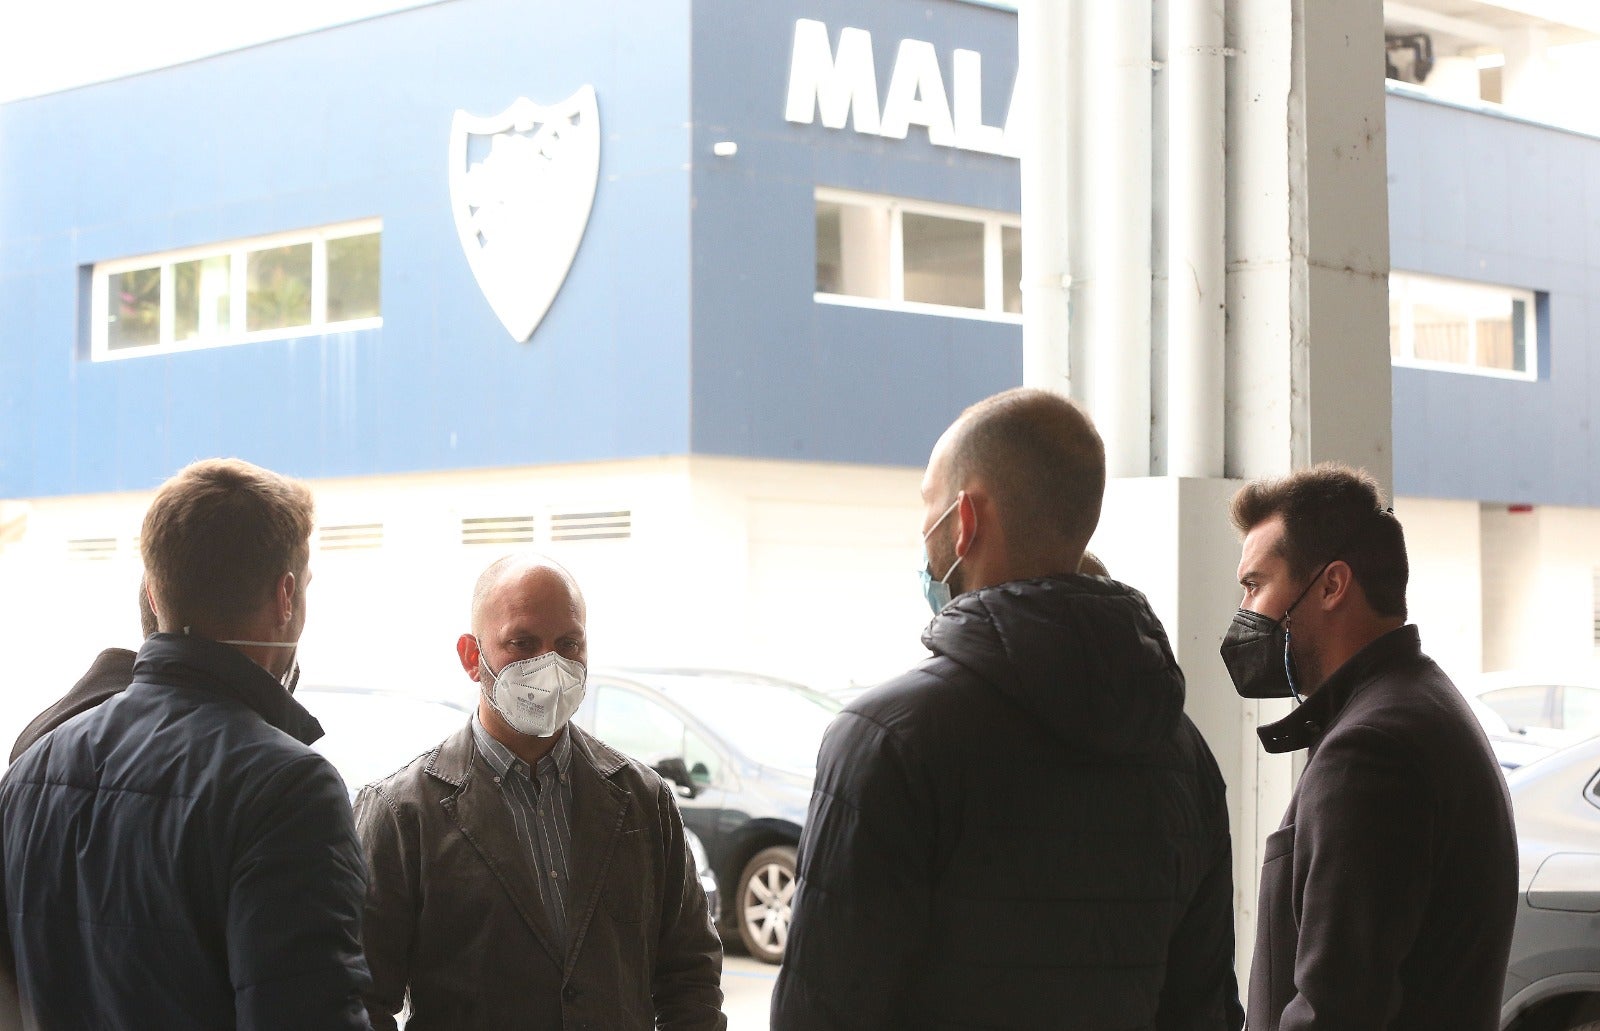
449, 87, 600, 342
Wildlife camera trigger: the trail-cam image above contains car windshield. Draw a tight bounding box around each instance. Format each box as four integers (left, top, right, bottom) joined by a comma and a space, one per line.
642, 675, 841, 774
299, 689, 470, 794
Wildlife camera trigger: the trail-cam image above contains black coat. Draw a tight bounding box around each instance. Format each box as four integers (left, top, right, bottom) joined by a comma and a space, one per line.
772, 575, 1243, 1030
0, 633, 372, 1031
9, 647, 136, 763
1248, 626, 1518, 1030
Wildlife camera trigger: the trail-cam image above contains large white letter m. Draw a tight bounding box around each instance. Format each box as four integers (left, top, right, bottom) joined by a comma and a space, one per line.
784, 19, 881, 135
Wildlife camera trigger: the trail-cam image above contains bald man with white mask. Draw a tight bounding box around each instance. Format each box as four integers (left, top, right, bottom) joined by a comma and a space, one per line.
354, 554, 725, 1031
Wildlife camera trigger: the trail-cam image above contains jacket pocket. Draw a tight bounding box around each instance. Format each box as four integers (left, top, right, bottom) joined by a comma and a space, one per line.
1249, 823, 1297, 1030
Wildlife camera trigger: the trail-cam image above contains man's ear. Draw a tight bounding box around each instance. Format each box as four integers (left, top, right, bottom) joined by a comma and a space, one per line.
457, 634, 483, 681
277, 571, 296, 626
954, 489, 980, 557
1321, 560, 1356, 611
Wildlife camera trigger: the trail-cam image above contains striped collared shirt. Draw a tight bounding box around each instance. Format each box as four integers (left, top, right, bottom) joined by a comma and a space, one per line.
470, 714, 576, 952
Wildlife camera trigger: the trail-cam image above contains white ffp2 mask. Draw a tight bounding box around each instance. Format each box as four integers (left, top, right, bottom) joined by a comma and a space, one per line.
479, 647, 587, 738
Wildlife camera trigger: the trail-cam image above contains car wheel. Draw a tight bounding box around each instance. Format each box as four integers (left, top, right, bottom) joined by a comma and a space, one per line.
736, 844, 797, 964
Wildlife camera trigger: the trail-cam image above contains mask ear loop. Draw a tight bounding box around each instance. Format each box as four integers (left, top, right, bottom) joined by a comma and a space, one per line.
1283, 621, 1304, 705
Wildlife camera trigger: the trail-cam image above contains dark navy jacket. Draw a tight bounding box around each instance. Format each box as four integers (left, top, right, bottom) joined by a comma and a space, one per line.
773, 575, 1244, 1030
0, 633, 371, 1030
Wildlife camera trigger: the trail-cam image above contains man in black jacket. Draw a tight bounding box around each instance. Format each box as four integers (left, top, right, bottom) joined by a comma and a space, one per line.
772, 388, 1243, 1030
8, 580, 157, 763
0, 459, 370, 1030
1222, 465, 1516, 1029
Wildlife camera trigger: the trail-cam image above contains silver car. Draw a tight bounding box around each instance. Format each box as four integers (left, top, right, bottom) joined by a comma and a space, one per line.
1501, 735, 1600, 1030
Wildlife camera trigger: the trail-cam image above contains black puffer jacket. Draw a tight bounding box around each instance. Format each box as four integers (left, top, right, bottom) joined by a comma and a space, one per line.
0, 633, 371, 1031
772, 575, 1243, 1030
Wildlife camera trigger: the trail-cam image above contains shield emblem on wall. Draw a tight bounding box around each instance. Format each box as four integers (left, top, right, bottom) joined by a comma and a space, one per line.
448, 87, 600, 342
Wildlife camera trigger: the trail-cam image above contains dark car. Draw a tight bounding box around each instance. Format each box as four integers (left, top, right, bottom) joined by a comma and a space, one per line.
1501, 734, 1600, 1031
573, 668, 842, 963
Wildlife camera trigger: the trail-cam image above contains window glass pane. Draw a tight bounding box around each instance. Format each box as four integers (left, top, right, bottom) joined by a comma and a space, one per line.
1002, 225, 1022, 314
327, 233, 380, 322
106, 267, 161, 350
173, 255, 232, 342
1560, 686, 1600, 736
1411, 302, 1470, 364
1481, 685, 1555, 731
816, 200, 890, 299
592, 687, 685, 762
246, 243, 312, 331
903, 213, 984, 309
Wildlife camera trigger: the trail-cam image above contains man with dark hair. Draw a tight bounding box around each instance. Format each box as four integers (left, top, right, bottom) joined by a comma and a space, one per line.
1222, 462, 1516, 1029
773, 388, 1243, 1030
354, 552, 724, 1030
8, 579, 157, 762
0, 459, 371, 1030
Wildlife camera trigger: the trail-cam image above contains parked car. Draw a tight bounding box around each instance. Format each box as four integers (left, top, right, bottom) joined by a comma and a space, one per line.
572, 668, 842, 963
1470, 671, 1600, 766
1501, 735, 1600, 1030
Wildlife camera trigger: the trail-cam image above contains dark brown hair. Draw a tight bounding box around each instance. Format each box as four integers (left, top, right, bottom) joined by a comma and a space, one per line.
947, 388, 1106, 555
1230, 463, 1407, 618
140, 459, 314, 630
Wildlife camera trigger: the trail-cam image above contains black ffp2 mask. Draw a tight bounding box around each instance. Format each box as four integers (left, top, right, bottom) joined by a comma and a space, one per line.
1219, 608, 1297, 699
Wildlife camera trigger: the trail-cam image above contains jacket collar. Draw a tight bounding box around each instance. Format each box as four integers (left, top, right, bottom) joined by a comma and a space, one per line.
1257, 624, 1421, 754
426, 717, 625, 789
131, 632, 323, 745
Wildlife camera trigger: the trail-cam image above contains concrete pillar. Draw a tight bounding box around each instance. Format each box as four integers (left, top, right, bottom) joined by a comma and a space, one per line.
1022, 0, 1394, 983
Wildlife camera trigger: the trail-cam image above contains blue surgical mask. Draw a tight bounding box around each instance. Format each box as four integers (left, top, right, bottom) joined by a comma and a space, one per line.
919, 496, 964, 614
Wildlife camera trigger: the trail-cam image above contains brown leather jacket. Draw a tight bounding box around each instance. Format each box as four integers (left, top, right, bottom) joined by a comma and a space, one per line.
353, 721, 725, 1031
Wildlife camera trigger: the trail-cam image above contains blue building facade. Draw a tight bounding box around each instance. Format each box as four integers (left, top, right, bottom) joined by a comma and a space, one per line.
0, 0, 1020, 499
3, 0, 1596, 509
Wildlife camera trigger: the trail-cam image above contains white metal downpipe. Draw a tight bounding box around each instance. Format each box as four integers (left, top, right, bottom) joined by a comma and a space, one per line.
1166, 0, 1227, 477
1019, 0, 1073, 397
1082, 0, 1154, 478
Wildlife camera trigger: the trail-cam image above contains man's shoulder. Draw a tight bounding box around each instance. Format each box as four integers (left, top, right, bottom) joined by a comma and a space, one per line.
568, 724, 673, 800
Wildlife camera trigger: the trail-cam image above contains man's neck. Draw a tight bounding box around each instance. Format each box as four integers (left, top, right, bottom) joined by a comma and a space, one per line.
1303, 618, 1406, 697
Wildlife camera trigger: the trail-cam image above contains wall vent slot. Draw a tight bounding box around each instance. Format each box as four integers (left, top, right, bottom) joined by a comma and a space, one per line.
67, 537, 117, 561
550, 510, 632, 542
320, 523, 383, 551
461, 515, 537, 546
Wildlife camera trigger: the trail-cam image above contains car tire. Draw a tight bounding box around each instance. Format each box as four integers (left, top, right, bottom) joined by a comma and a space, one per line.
736, 844, 797, 964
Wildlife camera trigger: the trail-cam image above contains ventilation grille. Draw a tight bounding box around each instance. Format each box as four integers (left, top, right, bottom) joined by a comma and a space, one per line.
320, 523, 383, 551
461, 515, 537, 546
550, 510, 632, 542
67, 537, 118, 561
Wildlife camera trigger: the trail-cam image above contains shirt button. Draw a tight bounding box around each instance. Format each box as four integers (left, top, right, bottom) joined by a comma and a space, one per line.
492, 776, 502, 786
550, 869, 559, 879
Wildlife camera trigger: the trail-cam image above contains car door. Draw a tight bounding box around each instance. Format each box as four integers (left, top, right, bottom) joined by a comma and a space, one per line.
586, 682, 728, 855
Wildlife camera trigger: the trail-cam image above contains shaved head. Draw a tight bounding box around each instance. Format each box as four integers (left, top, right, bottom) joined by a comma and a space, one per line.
470, 553, 585, 636
940, 388, 1106, 560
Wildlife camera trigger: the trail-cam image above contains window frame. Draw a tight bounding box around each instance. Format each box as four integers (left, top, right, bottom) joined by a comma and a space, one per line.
1388, 270, 1538, 381
813, 186, 1022, 324
89, 219, 382, 362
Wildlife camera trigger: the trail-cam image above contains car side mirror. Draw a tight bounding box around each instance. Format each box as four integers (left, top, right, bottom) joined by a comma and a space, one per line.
653, 757, 698, 799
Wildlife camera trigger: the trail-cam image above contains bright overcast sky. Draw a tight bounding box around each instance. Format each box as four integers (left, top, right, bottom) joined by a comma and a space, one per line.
0, 0, 436, 102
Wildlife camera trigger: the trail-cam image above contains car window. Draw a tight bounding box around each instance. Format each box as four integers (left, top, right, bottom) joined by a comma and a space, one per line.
684, 727, 723, 787
593, 686, 686, 764
1560, 685, 1600, 736
1481, 685, 1556, 731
